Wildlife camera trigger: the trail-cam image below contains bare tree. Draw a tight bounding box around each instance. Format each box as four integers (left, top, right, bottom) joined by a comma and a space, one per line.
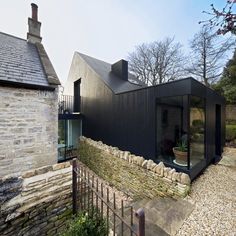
186, 26, 235, 86
128, 37, 185, 85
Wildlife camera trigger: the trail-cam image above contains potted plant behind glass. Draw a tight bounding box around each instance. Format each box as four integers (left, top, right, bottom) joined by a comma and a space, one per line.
173, 140, 188, 164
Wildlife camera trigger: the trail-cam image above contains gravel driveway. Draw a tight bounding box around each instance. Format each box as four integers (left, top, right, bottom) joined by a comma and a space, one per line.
176, 164, 236, 236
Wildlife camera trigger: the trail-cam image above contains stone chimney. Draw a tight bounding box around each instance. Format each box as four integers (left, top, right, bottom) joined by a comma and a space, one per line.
111, 60, 128, 81
27, 3, 42, 43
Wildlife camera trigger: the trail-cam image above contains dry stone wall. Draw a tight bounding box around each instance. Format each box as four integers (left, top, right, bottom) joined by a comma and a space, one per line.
80, 137, 191, 197
0, 162, 72, 236
0, 86, 58, 177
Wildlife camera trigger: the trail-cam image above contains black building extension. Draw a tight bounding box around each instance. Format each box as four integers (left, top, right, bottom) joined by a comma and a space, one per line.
65, 52, 225, 180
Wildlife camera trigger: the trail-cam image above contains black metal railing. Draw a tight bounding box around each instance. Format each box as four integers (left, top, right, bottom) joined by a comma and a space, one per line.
58, 145, 76, 162
58, 95, 74, 114
72, 159, 145, 236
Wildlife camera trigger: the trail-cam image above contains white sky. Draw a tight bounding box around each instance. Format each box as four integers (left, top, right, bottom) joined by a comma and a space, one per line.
0, 0, 229, 85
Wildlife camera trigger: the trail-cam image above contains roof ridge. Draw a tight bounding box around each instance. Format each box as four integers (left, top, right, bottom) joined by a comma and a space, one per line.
77, 51, 111, 66
77, 51, 144, 85
0, 31, 27, 42
35, 42, 61, 86
75, 51, 145, 94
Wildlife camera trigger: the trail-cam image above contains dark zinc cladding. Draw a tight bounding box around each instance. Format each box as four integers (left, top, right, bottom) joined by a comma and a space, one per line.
65, 53, 225, 180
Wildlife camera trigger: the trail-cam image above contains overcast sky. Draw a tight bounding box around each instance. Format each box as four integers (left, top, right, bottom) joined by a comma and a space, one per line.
0, 0, 230, 85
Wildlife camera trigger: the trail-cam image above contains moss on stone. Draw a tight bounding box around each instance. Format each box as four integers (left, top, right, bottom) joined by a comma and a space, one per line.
58, 208, 73, 219
78, 142, 179, 199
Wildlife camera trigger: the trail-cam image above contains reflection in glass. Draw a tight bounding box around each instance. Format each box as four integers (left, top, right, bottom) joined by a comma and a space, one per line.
190, 96, 205, 167
58, 119, 82, 161
156, 95, 205, 170
156, 96, 189, 169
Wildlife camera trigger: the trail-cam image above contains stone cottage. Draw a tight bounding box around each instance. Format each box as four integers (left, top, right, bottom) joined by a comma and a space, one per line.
0, 4, 60, 177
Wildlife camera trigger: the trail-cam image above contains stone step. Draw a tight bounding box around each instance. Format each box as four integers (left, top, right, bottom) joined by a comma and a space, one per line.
112, 217, 169, 236
111, 221, 138, 236
130, 198, 152, 210
145, 219, 169, 236
142, 197, 174, 211
109, 197, 194, 236
142, 200, 194, 235
108, 207, 138, 229
113, 218, 169, 236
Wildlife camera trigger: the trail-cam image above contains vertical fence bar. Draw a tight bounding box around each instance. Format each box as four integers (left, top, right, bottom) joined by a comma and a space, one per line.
84, 168, 86, 211
101, 183, 104, 218
64, 95, 66, 111
135, 208, 145, 236
113, 193, 116, 236
77, 162, 80, 211
96, 178, 99, 212
81, 165, 84, 211
78, 165, 81, 210
106, 188, 109, 236
71, 95, 73, 113
84, 167, 86, 211
87, 171, 90, 215
130, 206, 133, 236
72, 158, 78, 215
69, 95, 71, 112
121, 200, 124, 236
92, 175, 94, 216
84, 169, 88, 211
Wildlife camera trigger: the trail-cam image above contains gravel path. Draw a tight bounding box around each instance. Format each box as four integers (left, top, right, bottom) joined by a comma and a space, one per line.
176, 164, 236, 236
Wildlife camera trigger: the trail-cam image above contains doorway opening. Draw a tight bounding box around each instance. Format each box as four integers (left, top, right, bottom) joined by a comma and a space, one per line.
74, 79, 81, 112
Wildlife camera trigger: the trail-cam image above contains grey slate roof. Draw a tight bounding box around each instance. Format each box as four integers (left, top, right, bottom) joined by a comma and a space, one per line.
78, 52, 146, 94
0, 32, 58, 88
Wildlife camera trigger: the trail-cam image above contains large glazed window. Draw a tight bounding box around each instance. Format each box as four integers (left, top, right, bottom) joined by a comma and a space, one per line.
156, 96, 189, 169
58, 119, 82, 162
190, 96, 205, 167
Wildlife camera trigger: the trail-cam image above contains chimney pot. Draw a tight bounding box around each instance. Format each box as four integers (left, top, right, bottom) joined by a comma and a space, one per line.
27, 3, 42, 43
31, 3, 38, 21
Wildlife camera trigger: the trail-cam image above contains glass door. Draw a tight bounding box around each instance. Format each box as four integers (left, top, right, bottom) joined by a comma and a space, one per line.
189, 96, 205, 167
156, 96, 189, 168
58, 120, 67, 161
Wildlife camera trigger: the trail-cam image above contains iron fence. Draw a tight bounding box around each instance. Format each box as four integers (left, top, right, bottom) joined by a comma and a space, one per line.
72, 158, 145, 236
58, 95, 74, 114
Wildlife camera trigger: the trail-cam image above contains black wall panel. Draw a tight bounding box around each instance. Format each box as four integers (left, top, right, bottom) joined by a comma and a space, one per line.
80, 73, 225, 179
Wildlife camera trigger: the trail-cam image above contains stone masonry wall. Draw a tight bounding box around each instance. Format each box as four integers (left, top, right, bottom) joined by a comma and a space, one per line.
0, 86, 58, 177
80, 137, 191, 197
0, 162, 72, 236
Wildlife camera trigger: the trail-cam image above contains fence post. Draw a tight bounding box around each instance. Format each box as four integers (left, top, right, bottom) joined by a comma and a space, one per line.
72, 158, 78, 215
135, 208, 145, 236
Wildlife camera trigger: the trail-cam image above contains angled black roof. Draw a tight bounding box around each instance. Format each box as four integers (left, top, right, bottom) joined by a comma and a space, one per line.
77, 52, 146, 94
0, 32, 60, 89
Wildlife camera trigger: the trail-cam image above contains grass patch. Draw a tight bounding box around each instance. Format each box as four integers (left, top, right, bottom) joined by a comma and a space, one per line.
226, 124, 236, 142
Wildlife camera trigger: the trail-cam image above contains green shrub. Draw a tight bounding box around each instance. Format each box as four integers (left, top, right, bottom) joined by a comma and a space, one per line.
60, 210, 108, 236
226, 125, 236, 141
226, 119, 236, 125
192, 119, 204, 127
